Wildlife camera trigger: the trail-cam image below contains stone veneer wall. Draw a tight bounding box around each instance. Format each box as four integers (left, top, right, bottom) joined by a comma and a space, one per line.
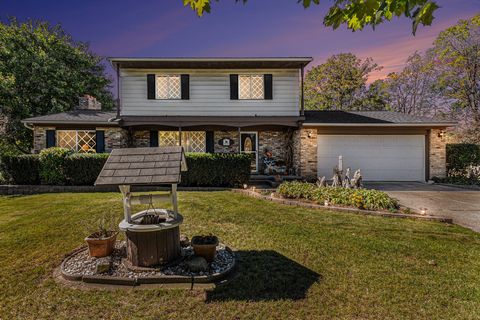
429, 128, 447, 179
99, 127, 128, 152
293, 128, 317, 179
33, 126, 54, 153
214, 131, 238, 153
132, 130, 150, 148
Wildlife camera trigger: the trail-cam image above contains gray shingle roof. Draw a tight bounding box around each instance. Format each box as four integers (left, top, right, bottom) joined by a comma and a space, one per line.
95, 146, 187, 186
304, 111, 456, 125
22, 110, 118, 125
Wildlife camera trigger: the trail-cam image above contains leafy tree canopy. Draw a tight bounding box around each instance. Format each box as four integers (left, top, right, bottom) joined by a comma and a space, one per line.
0, 19, 113, 153
304, 53, 382, 110
183, 0, 439, 34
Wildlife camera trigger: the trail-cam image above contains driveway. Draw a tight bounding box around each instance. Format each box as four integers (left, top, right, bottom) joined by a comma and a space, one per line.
365, 182, 480, 232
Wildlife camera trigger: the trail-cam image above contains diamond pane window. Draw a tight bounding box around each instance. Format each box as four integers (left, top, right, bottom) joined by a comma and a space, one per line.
158, 131, 205, 153
156, 75, 181, 99
159, 131, 180, 147
239, 75, 264, 100
57, 130, 96, 153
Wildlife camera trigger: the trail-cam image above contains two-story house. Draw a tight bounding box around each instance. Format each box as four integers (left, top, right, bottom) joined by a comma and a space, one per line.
23, 57, 454, 181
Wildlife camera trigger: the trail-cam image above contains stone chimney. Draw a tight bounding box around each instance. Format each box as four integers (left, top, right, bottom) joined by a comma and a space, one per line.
76, 95, 102, 110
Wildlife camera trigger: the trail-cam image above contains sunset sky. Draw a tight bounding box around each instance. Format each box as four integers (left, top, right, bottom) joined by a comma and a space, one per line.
1, 0, 478, 85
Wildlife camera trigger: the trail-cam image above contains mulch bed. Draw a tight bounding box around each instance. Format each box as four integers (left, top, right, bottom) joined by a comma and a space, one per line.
233, 189, 453, 223
60, 241, 236, 286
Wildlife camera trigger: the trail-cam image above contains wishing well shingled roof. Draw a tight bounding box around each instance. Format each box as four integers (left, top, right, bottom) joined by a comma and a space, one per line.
95, 146, 187, 186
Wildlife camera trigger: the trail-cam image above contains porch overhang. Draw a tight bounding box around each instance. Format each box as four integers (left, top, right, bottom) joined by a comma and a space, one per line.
119, 116, 305, 128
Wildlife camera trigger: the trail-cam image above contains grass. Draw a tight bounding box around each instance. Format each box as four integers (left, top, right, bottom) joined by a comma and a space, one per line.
0, 191, 480, 319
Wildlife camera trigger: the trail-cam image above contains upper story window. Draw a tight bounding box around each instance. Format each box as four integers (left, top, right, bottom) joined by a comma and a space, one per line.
156, 75, 181, 99
57, 130, 96, 153
239, 75, 264, 100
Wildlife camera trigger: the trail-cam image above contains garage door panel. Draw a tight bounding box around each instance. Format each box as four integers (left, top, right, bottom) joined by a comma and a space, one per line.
317, 135, 425, 181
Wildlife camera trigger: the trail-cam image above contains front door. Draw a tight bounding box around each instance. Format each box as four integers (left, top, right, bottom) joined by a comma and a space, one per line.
240, 132, 258, 172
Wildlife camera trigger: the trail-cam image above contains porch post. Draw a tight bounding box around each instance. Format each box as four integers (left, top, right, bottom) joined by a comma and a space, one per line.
178, 127, 182, 146
237, 127, 241, 153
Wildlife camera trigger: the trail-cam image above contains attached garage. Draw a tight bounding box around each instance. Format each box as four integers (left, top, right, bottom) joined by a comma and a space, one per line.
317, 134, 425, 181
303, 111, 456, 182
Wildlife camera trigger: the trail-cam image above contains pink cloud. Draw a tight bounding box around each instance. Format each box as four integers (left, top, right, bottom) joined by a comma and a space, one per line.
93, 9, 191, 56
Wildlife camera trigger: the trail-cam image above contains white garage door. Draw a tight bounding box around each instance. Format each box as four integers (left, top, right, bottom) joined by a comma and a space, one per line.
317, 135, 425, 181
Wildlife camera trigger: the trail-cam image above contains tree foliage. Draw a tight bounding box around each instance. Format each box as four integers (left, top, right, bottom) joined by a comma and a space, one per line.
433, 15, 480, 127
183, 0, 440, 34
380, 51, 442, 117
0, 19, 113, 152
304, 53, 382, 110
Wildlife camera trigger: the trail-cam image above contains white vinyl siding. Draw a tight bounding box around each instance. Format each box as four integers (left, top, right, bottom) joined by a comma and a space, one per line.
120, 69, 299, 116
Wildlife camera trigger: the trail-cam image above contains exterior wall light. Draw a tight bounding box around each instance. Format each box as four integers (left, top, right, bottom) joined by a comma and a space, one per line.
437, 130, 446, 139
420, 208, 427, 215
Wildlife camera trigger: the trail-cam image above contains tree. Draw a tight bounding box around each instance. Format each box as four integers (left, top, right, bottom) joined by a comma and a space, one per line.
0, 19, 114, 153
304, 53, 382, 110
381, 51, 444, 117
183, 0, 439, 35
433, 15, 480, 137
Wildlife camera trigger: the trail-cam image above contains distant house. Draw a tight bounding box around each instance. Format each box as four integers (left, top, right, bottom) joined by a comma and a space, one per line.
22, 57, 454, 181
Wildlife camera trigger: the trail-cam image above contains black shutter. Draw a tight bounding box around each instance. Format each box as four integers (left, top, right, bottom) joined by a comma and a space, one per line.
264, 74, 273, 100
147, 74, 156, 99
150, 130, 158, 147
206, 131, 214, 153
95, 130, 105, 153
181, 74, 190, 100
230, 74, 238, 100
46, 130, 56, 148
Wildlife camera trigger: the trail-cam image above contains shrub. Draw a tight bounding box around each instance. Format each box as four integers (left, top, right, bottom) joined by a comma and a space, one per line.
181, 153, 251, 187
0, 154, 40, 185
446, 143, 480, 172
277, 181, 399, 211
63, 153, 109, 185
39, 148, 73, 185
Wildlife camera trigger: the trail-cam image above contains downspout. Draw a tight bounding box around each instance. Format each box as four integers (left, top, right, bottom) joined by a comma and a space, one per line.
116, 63, 121, 119
300, 65, 305, 116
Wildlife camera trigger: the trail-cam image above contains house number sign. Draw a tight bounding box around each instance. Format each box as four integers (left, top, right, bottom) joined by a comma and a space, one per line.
218, 138, 234, 146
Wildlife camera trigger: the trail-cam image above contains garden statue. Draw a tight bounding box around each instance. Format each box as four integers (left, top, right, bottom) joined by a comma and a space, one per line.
331, 166, 342, 187
343, 168, 352, 188
351, 169, 363, 189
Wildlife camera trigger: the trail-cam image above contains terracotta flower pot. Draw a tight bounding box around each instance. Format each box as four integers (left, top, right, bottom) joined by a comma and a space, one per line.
191, 235, 219, 262
85, 231, 118, 258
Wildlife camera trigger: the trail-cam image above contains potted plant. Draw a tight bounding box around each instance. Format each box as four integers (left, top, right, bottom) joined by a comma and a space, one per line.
84, 213, 118, 258
191, 234, 219, 262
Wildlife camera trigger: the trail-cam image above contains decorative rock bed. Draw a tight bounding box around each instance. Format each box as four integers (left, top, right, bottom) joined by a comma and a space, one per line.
61, 240, 236, 286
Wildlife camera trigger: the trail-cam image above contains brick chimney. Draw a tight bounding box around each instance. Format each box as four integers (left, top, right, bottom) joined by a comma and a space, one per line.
76, 95, 102, 110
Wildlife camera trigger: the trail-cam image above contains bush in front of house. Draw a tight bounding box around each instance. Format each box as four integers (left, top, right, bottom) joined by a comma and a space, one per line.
181, 153, 251, 187
0, 154, 41, 185
63, 153, 109, 185
441, 143, 480, 185
277, 181, 399, 211
38, 147, 74, 185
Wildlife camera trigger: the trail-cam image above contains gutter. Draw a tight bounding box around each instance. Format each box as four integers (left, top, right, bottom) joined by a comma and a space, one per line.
303, 122, 457, 127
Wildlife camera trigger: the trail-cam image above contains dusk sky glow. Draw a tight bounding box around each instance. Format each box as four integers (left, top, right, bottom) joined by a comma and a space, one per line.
1, 0, 479, 86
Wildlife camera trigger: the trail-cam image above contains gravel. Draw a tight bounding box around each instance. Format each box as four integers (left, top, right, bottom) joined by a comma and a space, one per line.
62, 240, 235, 279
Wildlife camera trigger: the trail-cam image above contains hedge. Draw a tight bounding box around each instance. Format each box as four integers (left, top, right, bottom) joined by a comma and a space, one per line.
0, 150, 251, 187
277, 181, 399, 211
63, 153, 110, 185
0, 154, 41, 185
181, 153, 251, 187
446, 144, 480, 172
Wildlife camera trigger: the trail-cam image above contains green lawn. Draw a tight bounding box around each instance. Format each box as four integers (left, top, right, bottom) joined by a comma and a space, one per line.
1, 191, 479, 319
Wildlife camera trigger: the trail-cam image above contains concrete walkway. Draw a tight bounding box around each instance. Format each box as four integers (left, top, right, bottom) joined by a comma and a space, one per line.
366, 182, 480, 232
